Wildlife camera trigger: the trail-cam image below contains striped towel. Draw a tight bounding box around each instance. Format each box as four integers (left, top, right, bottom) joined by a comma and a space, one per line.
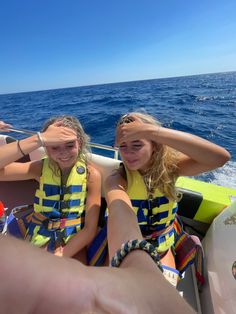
174, 215, 205, 287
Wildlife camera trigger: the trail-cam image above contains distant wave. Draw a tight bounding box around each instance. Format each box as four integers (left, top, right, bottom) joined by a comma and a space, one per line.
196, 95, 223, 101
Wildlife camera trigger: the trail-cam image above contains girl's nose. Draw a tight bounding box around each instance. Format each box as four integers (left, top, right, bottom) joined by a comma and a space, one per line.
120, 147, 135, 155
58, 147, 69, 156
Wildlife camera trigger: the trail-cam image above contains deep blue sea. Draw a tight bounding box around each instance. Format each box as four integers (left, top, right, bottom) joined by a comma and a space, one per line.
0, 71, 236, 188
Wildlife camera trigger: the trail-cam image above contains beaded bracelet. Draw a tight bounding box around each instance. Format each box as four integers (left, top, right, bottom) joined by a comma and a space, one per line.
37, 132, 45, 147
17, 140, 26, 156
111, 239, 163, 272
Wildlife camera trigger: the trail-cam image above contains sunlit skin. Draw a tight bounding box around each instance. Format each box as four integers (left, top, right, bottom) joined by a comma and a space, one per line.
118, 139, 154, 173
0, 120, 12, 130
46, 140, 80, 171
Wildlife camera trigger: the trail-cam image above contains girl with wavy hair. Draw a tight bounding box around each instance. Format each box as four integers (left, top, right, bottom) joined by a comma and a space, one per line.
106, 111, 230, 286
0, 116, 101, 262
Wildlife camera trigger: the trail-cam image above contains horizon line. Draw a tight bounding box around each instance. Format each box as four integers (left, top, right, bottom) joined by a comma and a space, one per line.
1, 69, 236, 96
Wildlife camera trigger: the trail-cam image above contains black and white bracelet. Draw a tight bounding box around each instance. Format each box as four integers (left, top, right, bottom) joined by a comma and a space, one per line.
111, 239, 163, 272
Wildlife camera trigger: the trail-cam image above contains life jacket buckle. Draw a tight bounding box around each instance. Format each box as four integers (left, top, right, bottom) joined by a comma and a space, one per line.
42, 218, 61, 230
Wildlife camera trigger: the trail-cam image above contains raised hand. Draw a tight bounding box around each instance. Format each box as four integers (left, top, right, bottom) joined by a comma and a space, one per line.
0, 120, 12, 132
41, 123, 78, 146
116, 119, 158, 146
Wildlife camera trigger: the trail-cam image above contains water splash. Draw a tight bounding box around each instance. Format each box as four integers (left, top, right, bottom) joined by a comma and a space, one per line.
210, 161, 236, 189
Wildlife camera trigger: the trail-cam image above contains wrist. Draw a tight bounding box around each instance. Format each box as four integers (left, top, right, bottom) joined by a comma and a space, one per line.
17, 140, 26, 156
111, 239, 163, 272
37, 132, 45, 147
149, 125, 162, 141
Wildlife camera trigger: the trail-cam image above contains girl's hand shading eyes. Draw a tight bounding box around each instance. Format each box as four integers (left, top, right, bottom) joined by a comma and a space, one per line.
116, 120, 146, 146
42, 124, 77, 146
116, 119, 161, 147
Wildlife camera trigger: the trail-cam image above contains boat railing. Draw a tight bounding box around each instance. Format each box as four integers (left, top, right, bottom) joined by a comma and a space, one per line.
89, 142, 119, 159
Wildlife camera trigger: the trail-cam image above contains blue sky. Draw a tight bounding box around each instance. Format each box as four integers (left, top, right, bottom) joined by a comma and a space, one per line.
1, 0, 236, 94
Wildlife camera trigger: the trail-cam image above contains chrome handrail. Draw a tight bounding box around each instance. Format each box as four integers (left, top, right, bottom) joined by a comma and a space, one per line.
7, 128, 36, 135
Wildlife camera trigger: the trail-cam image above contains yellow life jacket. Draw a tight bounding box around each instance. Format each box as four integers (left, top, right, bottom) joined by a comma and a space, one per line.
29, 158, 87, 251
126, 168, 178, 252
34, 158, 87, 217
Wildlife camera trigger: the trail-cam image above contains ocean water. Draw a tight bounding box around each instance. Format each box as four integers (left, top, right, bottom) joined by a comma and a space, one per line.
0, 71, 236, 188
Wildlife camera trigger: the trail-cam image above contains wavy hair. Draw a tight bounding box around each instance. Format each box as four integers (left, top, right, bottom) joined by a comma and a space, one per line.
117, 112, 181, 201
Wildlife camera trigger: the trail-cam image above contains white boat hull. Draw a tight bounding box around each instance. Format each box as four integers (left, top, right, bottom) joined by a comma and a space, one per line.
201, 201, 236, 314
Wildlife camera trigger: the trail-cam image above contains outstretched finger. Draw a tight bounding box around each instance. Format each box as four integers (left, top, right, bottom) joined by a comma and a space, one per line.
0, 121, 12, 132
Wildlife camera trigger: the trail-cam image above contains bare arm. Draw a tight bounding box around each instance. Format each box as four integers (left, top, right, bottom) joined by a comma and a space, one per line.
0, 234, 195, 314
104, 172, 143, 259
154, 126, 230, 175
61, 164, 101, 257
0, 124, 78, 181
0, 160, 42, 181
117, 120, 231, 176
0, 123, 77, 169
0, 134, 41, 169
0, 235, 95, 314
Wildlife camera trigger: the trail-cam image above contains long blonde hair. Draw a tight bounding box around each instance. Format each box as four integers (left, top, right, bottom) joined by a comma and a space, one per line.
117, 112, 181, 201
42, 115, 90, 175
